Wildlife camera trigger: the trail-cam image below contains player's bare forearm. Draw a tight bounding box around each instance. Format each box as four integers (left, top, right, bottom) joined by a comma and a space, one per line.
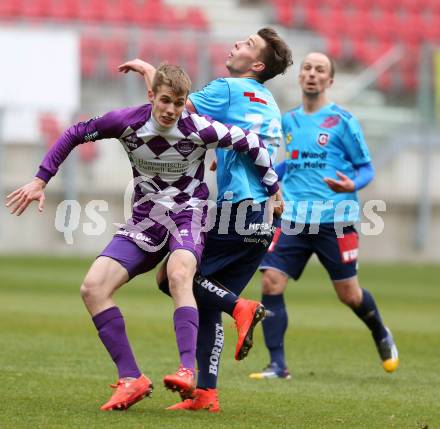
118, 59, 156, 91
5, 177, 47, 216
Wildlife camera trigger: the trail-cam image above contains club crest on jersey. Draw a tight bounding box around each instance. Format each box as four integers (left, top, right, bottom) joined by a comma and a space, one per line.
176, 138, 195, 155
317, 133, 330, 147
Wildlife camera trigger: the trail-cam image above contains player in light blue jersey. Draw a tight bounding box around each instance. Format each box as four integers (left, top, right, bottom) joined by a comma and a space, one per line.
251, 52, 399, 380
189, 72, 282, 204
120, 28, 293, 411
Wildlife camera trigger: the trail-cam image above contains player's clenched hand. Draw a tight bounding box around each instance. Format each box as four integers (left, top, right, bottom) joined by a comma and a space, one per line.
273, 189, 284, 218
266, 190, 284, 225
323, 171, 355, 193
118, 59, 156, 76
209, 160, 217, 171
6, 178, 46, 216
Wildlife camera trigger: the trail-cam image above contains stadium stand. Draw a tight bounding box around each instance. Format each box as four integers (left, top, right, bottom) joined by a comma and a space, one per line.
0, 0, 209, 80
267, 0, 440, 91
0, 0, 209, 29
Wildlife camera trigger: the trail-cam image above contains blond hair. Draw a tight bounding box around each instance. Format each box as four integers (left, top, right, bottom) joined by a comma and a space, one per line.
152, 63, 192, 97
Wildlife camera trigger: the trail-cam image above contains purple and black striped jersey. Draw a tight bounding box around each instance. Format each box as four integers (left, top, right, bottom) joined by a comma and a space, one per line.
36, 104, 278, 222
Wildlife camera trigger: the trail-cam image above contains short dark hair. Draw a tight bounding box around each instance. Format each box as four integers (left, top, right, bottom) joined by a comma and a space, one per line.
328, 56, 336, 78
152, 63, 192, 96
256, 27, 293, 82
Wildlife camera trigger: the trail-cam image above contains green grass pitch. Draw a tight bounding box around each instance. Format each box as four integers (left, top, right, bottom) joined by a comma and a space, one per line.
0, 256, 438, 429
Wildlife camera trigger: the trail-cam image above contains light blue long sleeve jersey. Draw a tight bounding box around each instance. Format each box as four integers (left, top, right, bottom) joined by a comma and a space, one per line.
280, 103, 373, 224
189, 77, 282, 203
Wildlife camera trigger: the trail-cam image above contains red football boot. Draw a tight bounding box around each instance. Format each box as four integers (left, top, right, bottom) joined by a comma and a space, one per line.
166, 388, 220, 412
100, 374, 153, 411
163, 366, 196, 399
233, 299, 266, 360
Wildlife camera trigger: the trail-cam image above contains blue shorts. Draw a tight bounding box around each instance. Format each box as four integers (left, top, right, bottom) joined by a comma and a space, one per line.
200, 200, 274, 296
259, 222, 359, 281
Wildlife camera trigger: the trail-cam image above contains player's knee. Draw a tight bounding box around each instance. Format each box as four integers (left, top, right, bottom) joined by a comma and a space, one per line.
168, 266, 192, 290
336, 288, 361, 308
262, 270, 285, 295
80, 276, 104, 302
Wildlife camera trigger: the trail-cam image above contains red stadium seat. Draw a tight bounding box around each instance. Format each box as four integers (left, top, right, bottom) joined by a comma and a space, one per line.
0, 0, 20, 19
180, 41, 199, 80
138, 38, 160, 68
77, 0, 105, 23
344, 9, 370, 40
326, 36, 343, 60
304, 4, 321, 28
429, 0, 440, 15
185, 6, 209, 31
323, 0, 345, 9
368, 10, 399, 43
398, 12, 423, 46
400, 0, 425, 14
421, 13, 440, 42
399, 46, 419, 91
80, 35, 101, 78
160, 39, 181, 64
352, 38, 393, 65
20, 0, 51, 19
160, 6, 182, 30
103, 34, 128, 78
401, 68, 417, 91
39, 113, 61, 149
275, 2, 294, 27
135, 0, 172, 29
48, 0, 78, 21
349, 0, 369, 11
101, 0, 127, 24
377, 70, 393, 91
375, 0, 395, 12
210, 43, 228, 78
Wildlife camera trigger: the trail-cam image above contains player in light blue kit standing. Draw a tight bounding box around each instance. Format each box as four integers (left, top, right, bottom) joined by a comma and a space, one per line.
120, 28, 293, 411
250, 52, 399, 380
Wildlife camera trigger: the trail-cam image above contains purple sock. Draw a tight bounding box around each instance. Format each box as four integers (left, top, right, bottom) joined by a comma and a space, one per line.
92, 306, 141, 380
173, 306, 199, 371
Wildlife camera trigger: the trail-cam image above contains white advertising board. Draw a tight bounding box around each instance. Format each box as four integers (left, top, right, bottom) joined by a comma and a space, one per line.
0, 27, 80, 111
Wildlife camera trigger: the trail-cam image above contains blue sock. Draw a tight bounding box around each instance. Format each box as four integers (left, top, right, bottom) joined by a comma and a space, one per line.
262, 294, 288, 370
196, 308, 223, 389
193, 274, 238, 315
352, 289, 388, 342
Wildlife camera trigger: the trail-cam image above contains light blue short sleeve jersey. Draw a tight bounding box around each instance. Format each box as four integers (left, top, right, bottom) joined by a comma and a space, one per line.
281, 103, 371, 224
189, 77, 282, 203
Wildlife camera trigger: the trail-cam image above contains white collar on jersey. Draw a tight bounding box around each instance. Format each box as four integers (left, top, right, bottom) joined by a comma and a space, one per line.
149, 112, 179, 134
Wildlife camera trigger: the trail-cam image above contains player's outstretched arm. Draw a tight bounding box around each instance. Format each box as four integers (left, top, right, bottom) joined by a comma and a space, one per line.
6, 177, 46, 216
118, 59, 197, 112
118, 59, 156, 92
203, 119, 279, 196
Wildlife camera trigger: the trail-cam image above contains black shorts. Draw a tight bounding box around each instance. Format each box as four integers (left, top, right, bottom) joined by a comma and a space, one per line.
200, 200, 274, 295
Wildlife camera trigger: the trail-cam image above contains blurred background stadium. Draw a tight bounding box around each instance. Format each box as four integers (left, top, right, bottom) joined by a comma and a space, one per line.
1, 0, 439, 261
